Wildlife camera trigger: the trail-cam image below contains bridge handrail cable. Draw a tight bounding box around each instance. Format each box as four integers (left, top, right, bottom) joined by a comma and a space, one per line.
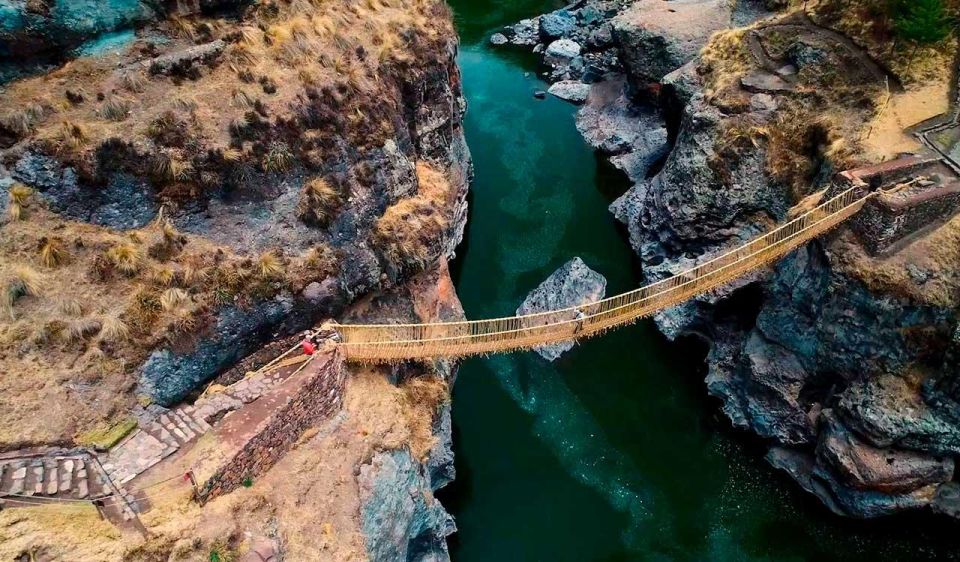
335, 185, 868, 356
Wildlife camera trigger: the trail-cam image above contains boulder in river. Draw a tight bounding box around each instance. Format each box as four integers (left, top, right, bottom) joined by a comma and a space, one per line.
516, 257, 607, 361
548, 80, 591, 104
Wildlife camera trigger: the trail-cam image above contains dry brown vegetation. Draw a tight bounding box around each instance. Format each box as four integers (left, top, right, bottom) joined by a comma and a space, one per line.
0, 203, 338, 446
698, 8, 919, 197
295, 177, 344, 227
372, 163, 455, 273
0, 0, 460, 448
0, 0, 454, 206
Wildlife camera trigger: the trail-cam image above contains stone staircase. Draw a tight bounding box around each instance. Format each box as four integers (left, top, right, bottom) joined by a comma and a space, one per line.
0, 454, 107, 500
102, 361, 301, 486
0, 452, 139, 522
102, 405, 212, 485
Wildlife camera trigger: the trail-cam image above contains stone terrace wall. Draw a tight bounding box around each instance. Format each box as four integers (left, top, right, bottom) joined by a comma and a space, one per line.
832, 156, 960, 255
198, 347, 346, 502
855, 185, 960, 255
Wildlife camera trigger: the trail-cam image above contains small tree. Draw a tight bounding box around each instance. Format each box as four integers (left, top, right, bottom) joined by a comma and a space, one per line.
889, 0, 953, 46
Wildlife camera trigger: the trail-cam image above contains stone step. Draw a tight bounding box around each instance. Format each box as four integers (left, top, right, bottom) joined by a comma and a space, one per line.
174, 408, 209, 436
24, 462, 44, 496
43, 460, 58, 495
8, 464, 27, 495
59, 458, 75, 494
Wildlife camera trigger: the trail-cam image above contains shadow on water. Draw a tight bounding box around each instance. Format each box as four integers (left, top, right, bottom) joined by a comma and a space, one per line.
440, 0, 960, 560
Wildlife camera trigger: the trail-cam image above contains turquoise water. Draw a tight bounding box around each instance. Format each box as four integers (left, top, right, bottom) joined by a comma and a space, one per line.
440, 1, 960, 560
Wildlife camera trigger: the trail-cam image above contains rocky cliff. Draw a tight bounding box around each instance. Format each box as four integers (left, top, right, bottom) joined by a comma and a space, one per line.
0, 0, 470, 444
0, 1, 469, 558
495, 0, 960, 519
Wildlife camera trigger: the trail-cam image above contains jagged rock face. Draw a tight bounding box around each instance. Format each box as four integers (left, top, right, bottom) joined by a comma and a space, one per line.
596, 1, 960, 519
707, 328, 816, 445
756, 245, 955, 381
359, 449, 456, 562
817, 410, 954, 494
765, 411, 955, 519
12, 151, 157, 229
611, 94, 790, 291
612, 0, 734, 86
426, 402, 456, 491
575, 76, 668, 183
348, 261, 462, 562
516, 257, 607, 361
0, 0, 246, 59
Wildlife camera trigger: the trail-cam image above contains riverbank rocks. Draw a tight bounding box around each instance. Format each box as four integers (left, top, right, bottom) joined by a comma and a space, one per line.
548, 80, 591, 104
359, 449, 456, 562
545, 38, 581, 61
541, 10, 577, 40
517, 257, 607, 361
612, 0, 733, 85
576, 77, 669, 182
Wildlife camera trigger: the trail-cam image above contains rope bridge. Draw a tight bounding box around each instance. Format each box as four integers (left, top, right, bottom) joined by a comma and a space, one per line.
334, 185, 872, 362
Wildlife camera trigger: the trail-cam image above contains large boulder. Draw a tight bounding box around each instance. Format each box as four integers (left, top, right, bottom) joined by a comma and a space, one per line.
548, 80, 592, 104
612, 0, 733, 85
767, 446, 942, 518
545, 38, 581, 61
816, 410, 954, 494
838, 374, 960, 457
540, 9, 576, 40
516, 257, 607, 361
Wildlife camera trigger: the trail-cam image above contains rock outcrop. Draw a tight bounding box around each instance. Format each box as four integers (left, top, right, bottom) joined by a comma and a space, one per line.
612, 0, 734, 85
516, 257, 607, 361
359, 449, 456, 562
539, 0, 960, 520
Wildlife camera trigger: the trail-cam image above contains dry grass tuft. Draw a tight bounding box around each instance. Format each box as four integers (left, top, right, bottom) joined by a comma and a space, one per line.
150, 265, 176, 287
99, 97, 132, 122
231, 89, 257, 109
56, 297, 84, 317
99, 315, 130, 343
119, 71, 147, 93
64, 317, 102, 342
153, 153, 194, 183
106, 243, 144, 276
263, 142, 294, 173
38, 237, 69, 268
6, 183, 33, 221
256, 251, 284, 278
3, 265, 43, 319
159, 288, 191, 311
295, 177, 343, 227
55, 120, 88, 151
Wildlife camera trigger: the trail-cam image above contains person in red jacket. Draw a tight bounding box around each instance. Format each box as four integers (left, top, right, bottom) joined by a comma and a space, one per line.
301, 331, 317, 355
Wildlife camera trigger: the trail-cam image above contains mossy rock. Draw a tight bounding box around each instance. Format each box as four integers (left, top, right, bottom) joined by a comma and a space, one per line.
76, 416, 138, 450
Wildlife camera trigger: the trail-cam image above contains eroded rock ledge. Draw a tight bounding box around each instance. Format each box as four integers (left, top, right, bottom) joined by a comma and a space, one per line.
497, 0, 960, 520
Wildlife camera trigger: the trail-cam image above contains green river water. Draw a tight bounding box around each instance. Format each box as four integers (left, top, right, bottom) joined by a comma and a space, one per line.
438, 1, 960, 560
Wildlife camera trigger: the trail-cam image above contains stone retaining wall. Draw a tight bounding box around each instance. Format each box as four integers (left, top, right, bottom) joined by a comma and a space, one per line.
833, 156, 960, 255
854, 184, 960, 255
198, 347, 346, 502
